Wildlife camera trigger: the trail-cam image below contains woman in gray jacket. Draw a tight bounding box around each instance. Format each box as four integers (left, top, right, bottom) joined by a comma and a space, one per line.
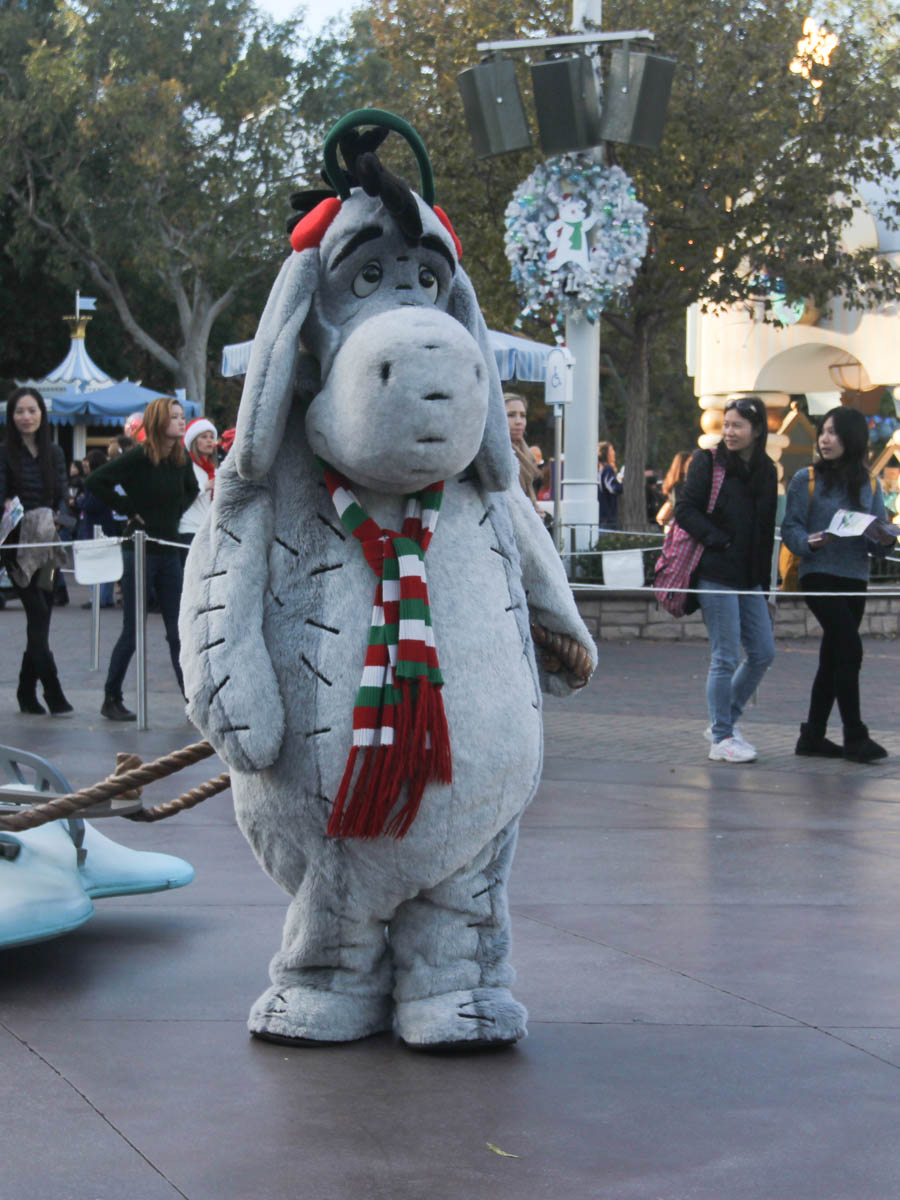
781, 406, 892, 762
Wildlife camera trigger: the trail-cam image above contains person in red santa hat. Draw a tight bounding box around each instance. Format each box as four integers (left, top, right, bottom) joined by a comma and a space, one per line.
178, 417, 218, 560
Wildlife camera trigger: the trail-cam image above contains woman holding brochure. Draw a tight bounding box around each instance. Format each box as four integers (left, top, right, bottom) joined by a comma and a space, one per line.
781, 406, 894, 763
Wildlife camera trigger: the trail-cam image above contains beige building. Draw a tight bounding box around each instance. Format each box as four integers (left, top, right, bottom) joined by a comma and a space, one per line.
685, 178, 900, 488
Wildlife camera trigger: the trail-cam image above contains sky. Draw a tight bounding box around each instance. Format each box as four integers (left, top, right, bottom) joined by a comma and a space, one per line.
258, 0, 360, 35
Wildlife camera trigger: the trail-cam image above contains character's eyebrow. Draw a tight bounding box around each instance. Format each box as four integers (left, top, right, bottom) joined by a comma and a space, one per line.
329, 226, 383, 271
421, 234, 456, 274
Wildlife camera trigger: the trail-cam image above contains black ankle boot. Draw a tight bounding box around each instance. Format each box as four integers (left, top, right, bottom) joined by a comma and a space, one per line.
795, 722, 843, 758
42, 669, 74, 717
101, 694, 136, 722
16, 655, 46, 715
843, 724, 888, 763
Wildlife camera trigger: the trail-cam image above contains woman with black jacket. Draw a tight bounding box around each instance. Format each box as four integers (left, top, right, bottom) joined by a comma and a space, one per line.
85, 396, 198, 720
675, 396, 778, 763
0, 386, 73, 715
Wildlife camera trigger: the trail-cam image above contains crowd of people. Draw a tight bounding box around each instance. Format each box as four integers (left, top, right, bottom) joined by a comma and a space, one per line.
1, 387, 221, 721
2, 385, 896, 765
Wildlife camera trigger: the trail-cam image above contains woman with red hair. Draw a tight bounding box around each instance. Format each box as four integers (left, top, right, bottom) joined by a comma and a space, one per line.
85, 396, 198, 719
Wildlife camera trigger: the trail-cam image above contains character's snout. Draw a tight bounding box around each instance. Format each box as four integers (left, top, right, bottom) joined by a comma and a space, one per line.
306, 308, 491, 493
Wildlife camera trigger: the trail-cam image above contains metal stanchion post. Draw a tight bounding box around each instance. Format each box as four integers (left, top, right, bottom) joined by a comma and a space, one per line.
134, 529, 148, 729
90, 524, 102, 671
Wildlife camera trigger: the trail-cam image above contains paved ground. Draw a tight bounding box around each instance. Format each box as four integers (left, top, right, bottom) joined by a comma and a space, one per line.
1, 584, 899, 1200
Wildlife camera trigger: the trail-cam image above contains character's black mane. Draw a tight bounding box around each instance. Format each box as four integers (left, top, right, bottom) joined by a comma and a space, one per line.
287, 126, 423, 241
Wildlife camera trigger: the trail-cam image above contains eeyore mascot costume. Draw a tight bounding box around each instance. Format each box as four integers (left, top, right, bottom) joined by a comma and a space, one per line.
180, 111, 597, 1050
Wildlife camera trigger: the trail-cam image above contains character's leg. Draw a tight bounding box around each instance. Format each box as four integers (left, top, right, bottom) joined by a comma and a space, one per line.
389, 819, 527, 1049
249, 847, 396, 1045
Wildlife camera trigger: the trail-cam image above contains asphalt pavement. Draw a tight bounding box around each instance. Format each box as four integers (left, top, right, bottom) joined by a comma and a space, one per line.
2, 583, 899, 1200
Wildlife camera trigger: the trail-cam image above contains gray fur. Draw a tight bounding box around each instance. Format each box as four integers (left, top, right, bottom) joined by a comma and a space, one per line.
180, 183, 596, 1048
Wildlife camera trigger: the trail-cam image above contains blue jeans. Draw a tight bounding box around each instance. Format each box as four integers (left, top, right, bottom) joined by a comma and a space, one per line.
105, 549, 184, 699
698, 579, 775, 742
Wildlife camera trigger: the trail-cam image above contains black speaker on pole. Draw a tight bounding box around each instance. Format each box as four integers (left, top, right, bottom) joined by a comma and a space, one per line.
457, 57, 532, 158
598, 48, 676, 149
530, 56, 604, 155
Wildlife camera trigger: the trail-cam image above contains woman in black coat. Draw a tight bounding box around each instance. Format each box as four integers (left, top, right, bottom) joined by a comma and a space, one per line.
675, 397, 778, 764
0, 386, 73, 714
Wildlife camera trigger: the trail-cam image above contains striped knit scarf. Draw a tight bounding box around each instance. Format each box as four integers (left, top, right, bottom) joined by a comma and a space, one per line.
320, 461, 452, 839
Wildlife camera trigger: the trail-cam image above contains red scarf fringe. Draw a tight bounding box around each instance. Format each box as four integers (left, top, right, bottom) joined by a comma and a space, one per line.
327, 678, 452, 840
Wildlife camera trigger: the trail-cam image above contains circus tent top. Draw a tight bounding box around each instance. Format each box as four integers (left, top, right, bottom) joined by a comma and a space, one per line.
7, 292, 196, 427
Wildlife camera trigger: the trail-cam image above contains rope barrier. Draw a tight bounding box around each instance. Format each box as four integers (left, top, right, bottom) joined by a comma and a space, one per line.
0, 741, 227, 833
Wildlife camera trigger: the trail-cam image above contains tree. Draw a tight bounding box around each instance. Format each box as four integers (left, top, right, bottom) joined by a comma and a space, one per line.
601, 0, 900, 527
294, 0, 900, 529
0, 0, 310, 408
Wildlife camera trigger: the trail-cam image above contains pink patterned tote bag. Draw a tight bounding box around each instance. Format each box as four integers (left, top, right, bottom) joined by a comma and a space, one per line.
653, 457, 725, 617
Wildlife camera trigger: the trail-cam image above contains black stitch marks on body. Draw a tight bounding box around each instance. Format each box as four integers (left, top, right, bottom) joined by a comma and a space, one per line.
209, 675, 230, 701
316, 513, 347, 540
479, 509, 492, 526
305, 728, 332, 738
505, 603, 520, 613
196, 604, 225, 615
221, 527, 241, 544
200, 638, 225, 652
300, 655, 333, 685
268, 588, 285, 608
306, 618, 340, 634
309, 563, 343, 577
490, 546, 511, 561
219, 725, 250, 733
203, 570, 227, 580
275, 537, 300, 558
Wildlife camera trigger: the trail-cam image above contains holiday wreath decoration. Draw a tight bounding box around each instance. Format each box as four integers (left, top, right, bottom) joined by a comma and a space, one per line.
504, 155, 649, 334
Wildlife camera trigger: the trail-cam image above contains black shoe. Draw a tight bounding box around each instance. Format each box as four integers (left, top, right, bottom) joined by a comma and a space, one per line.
101, 694, 136, 721
795, 723, 843, 758
17, 688, 46, 715
843, 724, 888, 763
42, 667, 74, 717
17, 654, 46, 714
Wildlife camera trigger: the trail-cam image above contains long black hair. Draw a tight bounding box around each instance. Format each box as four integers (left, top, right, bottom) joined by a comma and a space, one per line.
813, 405, 870, 510
4, 386, 60, 505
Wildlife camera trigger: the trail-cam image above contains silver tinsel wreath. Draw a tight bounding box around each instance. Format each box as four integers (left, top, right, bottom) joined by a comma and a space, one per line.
504, 155, 648, 334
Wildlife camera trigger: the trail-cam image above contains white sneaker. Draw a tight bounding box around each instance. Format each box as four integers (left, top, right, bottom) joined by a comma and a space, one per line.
708, 736, 757, 763
704, 724, 756, 754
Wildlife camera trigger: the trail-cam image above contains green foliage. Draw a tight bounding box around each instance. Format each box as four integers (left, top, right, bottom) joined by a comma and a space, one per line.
0, 0, 313, 405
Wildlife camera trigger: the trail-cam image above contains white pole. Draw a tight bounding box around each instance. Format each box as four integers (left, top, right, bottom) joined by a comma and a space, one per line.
90, 524, 102, 671
561, 0, 604, 551
134, 530, 148, 729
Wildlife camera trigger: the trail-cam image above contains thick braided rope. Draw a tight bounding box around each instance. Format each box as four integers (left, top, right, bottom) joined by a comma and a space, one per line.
0, 742, 218, 833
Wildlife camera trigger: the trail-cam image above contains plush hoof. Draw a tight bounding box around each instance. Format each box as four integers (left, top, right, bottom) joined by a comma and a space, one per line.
395, 988, 527, 1051
248, 985, 392, 1045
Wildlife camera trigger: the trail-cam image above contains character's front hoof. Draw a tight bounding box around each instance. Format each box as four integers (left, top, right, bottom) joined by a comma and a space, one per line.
249, 985, 392, 1045
395, 988, 527, 1051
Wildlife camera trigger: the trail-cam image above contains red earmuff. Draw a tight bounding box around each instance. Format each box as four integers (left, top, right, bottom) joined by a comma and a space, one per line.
290, 197, 343, 253
433, 206, 463, 260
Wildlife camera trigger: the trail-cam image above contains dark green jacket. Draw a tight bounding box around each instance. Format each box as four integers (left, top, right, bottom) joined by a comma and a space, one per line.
85, 446, 199, 552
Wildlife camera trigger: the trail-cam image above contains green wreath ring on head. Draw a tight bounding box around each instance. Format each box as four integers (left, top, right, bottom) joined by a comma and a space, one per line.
322, 108, 436, 208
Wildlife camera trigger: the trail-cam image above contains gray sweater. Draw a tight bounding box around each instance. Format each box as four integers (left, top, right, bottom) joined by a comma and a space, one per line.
781, 467, 887, 581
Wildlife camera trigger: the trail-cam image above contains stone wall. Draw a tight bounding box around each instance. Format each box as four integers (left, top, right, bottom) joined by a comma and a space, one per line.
574, 590, 900, 642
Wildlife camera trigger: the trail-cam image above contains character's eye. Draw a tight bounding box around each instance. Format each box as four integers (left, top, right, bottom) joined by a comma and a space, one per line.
352, 261, 383, 298
418, 265, 439, 303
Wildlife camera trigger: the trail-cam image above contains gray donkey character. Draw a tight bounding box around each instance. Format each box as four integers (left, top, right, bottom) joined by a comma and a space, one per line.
179, 111, 597, 1050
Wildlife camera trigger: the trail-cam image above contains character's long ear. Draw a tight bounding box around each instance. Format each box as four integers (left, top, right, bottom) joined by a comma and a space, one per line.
233, 248, 321, 482
446, 267, 516, 492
